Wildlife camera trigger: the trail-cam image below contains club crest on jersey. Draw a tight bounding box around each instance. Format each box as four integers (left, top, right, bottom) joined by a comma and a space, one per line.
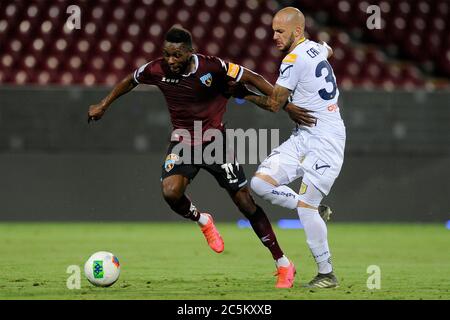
200, 73, 213, 87
165, 153, 180, 172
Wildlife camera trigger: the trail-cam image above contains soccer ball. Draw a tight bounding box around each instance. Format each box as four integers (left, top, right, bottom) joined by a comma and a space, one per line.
84, 251, 120, 287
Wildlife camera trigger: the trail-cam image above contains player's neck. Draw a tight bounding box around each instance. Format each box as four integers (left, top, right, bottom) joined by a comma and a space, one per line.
288, 36, 306, 53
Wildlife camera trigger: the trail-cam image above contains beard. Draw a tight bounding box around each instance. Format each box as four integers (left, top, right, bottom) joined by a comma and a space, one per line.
281, 33, 296, 53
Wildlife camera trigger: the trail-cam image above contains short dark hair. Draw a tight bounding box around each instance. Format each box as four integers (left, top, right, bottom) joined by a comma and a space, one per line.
165, 27, 193, 48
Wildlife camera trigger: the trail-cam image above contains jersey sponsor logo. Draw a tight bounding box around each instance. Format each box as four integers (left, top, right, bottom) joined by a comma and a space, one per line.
227, 63, 240, 79
313, 159, 331, 175
327, 104, 339, 112
161, 77, 180, 84
165, 153, 180, 172
282, 53, 297, 64
200, 73, 213, 87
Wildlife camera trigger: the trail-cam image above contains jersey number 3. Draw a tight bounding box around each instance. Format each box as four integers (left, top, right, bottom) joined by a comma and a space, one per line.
315, 60, 337, 100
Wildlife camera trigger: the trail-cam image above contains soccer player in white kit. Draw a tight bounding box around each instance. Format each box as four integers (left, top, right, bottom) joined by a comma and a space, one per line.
245, 7, 345, 288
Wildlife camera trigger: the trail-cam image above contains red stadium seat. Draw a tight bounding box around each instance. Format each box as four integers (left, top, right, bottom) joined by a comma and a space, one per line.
0, 0, 447, 88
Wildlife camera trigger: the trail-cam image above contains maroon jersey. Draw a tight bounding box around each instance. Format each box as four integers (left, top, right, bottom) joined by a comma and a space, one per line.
133, 54, 243, 145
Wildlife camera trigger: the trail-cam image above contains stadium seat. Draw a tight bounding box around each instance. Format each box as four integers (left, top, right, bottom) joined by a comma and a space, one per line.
0, 0, 447, 89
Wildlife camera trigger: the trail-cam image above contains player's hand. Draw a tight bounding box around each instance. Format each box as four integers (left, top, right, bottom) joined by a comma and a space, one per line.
284, 103, 316, 127
88, 103, 106, 123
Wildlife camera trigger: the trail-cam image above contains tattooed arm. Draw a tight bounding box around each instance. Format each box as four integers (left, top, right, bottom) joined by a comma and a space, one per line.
244, 84, 291, 113
244, 84, 316, 126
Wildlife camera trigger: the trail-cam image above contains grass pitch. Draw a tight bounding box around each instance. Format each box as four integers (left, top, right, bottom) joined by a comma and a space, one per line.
0, 222, 448, 300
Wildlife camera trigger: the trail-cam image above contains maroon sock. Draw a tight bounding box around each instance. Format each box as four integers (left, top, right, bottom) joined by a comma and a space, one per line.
169, 194, 200, 222
248, 205, 284, 260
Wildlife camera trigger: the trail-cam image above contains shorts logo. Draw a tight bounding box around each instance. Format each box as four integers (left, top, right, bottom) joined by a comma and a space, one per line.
165, 153, 179, 172
313, 159, 331, 175
200, 73, 213, 87
299, 182, 308, 195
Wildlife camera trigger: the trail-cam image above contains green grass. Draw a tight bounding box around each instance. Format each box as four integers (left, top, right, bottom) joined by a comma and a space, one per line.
0, 222, 448, 300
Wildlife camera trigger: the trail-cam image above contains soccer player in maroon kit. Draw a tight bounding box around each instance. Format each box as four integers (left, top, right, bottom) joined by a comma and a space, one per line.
88, 27, 314, 288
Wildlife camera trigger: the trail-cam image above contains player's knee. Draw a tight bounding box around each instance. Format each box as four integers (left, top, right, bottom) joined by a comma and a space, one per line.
250, 176, 274, 198
233, 187, 256, 216
161, 182, 183, 205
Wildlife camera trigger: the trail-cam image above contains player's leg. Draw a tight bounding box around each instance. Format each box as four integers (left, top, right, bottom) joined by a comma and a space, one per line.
296, 176, 338, 288
161, 148, 224, 253
161, 174, 197, 220
228, 186, 296, 288
250, 138, 303, 209
161, 174, 224, 253
204, 160, 295, 288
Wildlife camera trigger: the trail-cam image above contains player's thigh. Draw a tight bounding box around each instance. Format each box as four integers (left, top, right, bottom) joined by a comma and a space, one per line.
256, 136, 303, 186
202, 162, 248, 194
161, 145, 200, 189
300, 136, 345, 196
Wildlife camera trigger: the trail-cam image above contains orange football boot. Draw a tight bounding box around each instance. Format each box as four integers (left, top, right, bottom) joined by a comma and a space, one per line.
200, 213, 224, 253
275, 261, 296, 288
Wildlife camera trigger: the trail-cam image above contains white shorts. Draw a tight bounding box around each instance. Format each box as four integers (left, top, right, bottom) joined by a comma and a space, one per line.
257, 129, 345, 197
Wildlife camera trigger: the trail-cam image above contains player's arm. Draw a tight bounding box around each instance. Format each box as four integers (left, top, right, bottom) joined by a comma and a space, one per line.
236, 82, 315, 126
243, 83, 288, 113
238, 67, 274, 97
88, 73, 137, 122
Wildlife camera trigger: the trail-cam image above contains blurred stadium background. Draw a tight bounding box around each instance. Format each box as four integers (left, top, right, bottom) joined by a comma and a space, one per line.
0, 0, 449, 223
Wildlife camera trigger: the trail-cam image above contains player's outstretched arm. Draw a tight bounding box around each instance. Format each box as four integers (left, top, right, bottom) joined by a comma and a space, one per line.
239, 67, 274, 97
242, 83, 316, 126
88, 73, 137, 123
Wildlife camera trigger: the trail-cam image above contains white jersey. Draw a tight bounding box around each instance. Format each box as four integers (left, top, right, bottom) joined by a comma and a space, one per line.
276, 39, 346, 139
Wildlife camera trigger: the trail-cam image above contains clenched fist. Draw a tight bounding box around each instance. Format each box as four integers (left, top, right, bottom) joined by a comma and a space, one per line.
88, 103, 107, 123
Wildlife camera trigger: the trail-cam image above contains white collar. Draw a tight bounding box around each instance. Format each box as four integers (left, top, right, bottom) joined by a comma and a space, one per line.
182, 54, 199, 77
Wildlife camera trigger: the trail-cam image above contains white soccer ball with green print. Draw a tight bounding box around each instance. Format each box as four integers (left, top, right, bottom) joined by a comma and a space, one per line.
84, 251, 120, 287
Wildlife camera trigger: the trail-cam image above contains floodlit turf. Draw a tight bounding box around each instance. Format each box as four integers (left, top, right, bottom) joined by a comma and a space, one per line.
0, 222, 448, 300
